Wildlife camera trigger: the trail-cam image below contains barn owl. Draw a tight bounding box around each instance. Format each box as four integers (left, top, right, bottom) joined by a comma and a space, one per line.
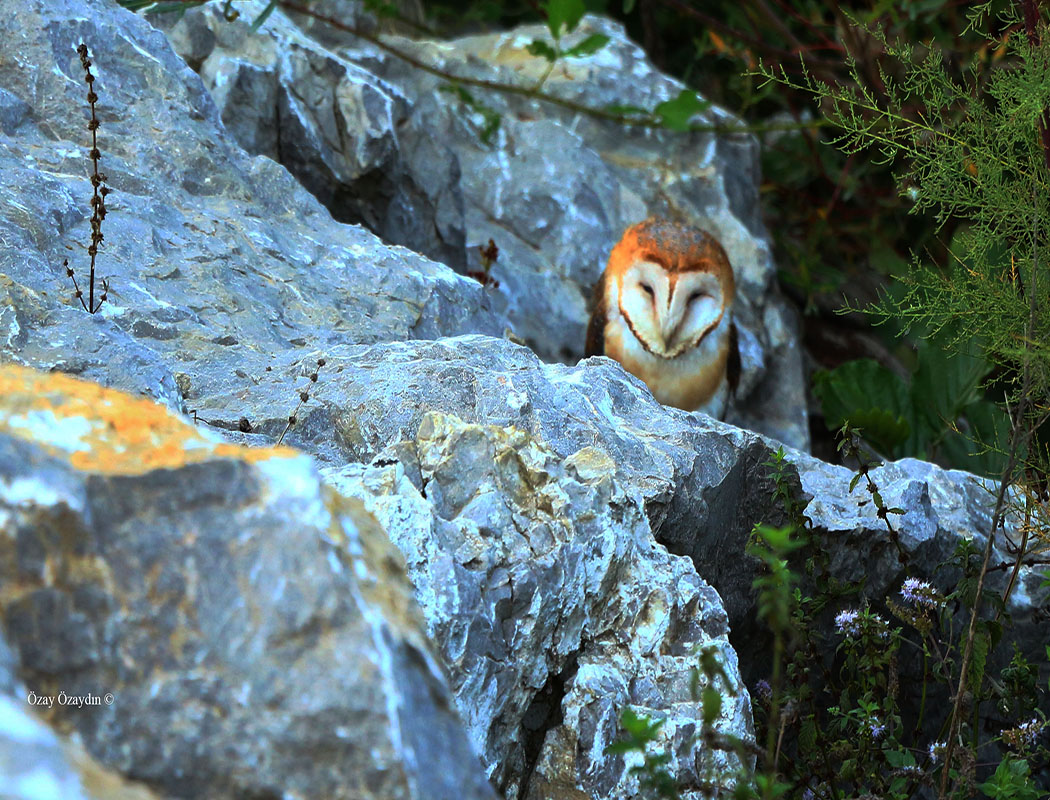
585, 218, 741, 419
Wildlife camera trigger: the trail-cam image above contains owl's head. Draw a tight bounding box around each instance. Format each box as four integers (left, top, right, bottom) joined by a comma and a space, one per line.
607, 219, 735, 359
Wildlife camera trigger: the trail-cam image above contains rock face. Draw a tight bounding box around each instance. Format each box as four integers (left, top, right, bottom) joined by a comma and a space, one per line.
2, 0, 1046, 797
793, 455, 1049, 665
157, 0, 809, 450
0, 364, 496, 800
0, 0, 501, 415
0, 0, 761, 795
326, 412, 753, 798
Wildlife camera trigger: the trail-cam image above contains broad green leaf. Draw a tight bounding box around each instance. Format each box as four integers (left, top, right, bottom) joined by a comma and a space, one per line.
545, 0, 585, 37
969, 625, 990, 693
844, 408, 911, 456
813, 360, 911, 455
885, 748, 916, 768
701, 685, 722, 725
909, 337, 987, 444
526, 40, 558, 62
620, 707, 663, 738
798, 718, 817, 753
980, 757, 1043, 800
654, 89, 712, 131
564, 33, 610, 58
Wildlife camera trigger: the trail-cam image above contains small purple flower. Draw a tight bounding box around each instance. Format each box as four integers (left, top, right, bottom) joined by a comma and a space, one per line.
869, 719, 887, 740
1003, 718, 1043, 752
753, 679, 772, 702
802, 790, 815, 800
929, 741, 946, 762
901, 578, 942, 609
835, 609, 862, 637
870, 613, 891, 639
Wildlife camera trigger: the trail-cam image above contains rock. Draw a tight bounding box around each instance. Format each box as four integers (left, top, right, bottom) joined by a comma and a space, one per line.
0, 0, 502, 414
792, 454, 1049, 665
325, 411, 754, 798
157, 1, 809, 450
203, 334, 793, 628
0, 364, 495, 800
216, 333, 1046, 686
3, 0, 1046, 796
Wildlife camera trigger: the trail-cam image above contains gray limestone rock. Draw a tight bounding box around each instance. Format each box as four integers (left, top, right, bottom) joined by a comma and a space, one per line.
0, 364, 495, 800
158, 1, 809, 450
0, 694, 163, 800
2, 0, 1046, 796
213, 333, 1047, 686
325, 412, 754, 798
0, 0, 502, 414
200, 334, 793, 624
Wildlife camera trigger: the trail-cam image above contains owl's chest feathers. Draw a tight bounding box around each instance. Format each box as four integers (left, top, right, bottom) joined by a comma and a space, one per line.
604, 302, 732, 415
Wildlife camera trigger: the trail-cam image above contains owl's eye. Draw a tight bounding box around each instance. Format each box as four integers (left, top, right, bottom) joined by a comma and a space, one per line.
639, 283, 655, 297
688, 290, 709, 303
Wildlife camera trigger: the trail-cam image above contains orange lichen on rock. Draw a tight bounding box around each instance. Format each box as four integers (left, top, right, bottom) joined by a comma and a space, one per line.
0, 364, 297, 475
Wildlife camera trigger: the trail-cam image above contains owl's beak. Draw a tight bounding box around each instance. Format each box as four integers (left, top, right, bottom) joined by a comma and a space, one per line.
661, 314, 684, 350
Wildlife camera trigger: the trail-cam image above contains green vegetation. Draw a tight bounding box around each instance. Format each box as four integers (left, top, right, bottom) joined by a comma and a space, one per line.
813, 333, 1010, 476
609, 439, 1048, 799
604, 0, 1050, 793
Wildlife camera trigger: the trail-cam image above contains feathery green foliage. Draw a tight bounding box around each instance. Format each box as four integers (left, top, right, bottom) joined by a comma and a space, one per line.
757, 3, 1050, 393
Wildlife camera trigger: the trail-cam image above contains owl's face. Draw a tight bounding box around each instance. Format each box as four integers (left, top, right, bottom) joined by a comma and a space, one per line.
618, 260, 728, 359
610, 220, 735, 362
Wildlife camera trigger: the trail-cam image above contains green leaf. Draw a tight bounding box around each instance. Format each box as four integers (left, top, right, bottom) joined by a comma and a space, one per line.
980, 757, 1044, 800
885, 748, 917, 768
526, 39, 558, 62
545, 0, 585, 37
620, 707, 663, 739
812, 360, 911, 455
564, 33, 610, 58
798, 718, 818, 753
908, 336, 989, 454
250, 0, 277, 31
969, 625, 990, 693
654, 89, 712, 131
847, 408, 912, 456
622, 0, 636, 12
700, 685, 722, 726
